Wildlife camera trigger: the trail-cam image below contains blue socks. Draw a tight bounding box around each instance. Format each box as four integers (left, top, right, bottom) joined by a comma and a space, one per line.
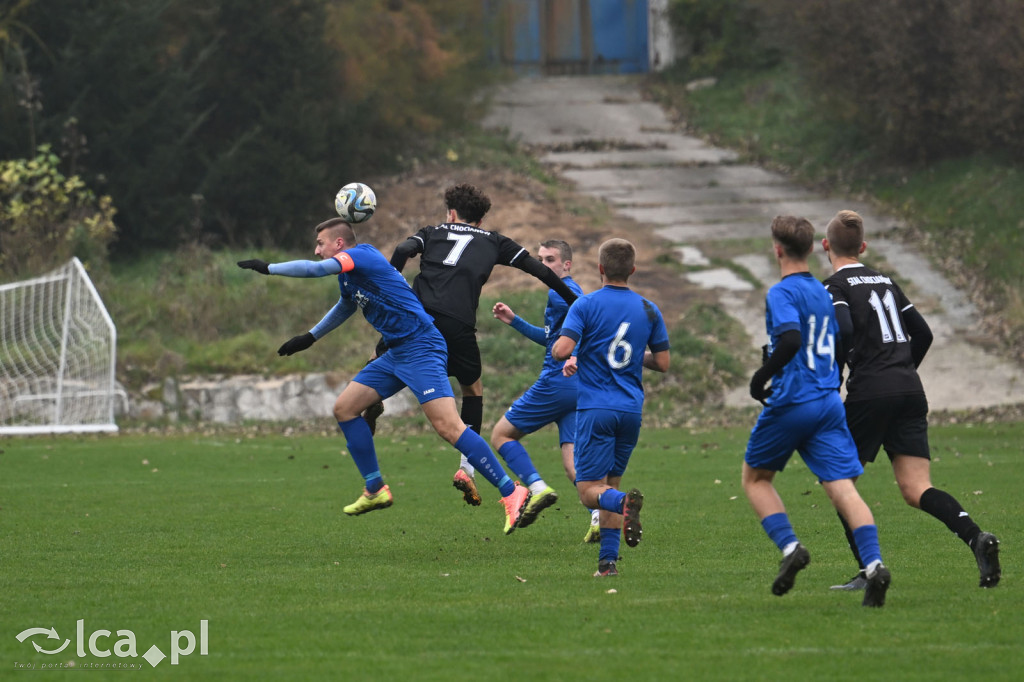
600, 527, 621, 563
455, 428, 515, 497
761, 513, 799, 553
498, 441, 541, 486
338, 418, 383, 493
338, 420, 518, 499
597, 488, 627, 514
852, 524, 882, 567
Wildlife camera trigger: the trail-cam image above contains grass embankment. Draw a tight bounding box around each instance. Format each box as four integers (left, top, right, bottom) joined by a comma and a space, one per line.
650, 65, 1024, 358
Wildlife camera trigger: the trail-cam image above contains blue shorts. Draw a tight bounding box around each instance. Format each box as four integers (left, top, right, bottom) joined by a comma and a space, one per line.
573, 408, 642, 483
505, 372, 577, 445
745, 392, 863, 482
353, 329, 455, 405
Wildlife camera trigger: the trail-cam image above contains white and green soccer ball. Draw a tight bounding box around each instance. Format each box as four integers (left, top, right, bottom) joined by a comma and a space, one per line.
334, 182, 377, 223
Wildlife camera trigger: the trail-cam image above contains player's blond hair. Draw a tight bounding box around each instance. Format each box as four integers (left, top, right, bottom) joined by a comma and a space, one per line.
825, 210, 865, 258
599, 238, 635, 281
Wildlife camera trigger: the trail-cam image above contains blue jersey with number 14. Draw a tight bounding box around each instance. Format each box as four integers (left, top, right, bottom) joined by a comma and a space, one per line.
763, 272, 838, 407
559, 285, 670, 414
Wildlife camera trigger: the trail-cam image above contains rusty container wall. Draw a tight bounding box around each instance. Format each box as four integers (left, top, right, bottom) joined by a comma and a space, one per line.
495, 0, 649, 75
499, 0, 544, 74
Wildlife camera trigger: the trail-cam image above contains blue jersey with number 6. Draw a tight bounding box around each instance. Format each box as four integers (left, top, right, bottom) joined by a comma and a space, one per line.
559, 285, 670, 414
763, 272, 838, 407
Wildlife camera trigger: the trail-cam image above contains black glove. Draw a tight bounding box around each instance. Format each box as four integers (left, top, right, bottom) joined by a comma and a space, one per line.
761, 344, 770, 366
374, 336, 389, 359
237, 259, 270, 275
749, 366, 774, 405
278, 332, 316, 356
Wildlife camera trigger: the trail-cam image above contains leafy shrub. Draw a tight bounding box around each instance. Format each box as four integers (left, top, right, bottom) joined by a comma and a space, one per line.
0, 144, 116, 279
666, 0, 781, 78
761, 0, 1024, 162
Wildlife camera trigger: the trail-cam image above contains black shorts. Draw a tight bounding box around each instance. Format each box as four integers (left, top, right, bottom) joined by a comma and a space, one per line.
428, 311, 481, 387
845, 393, 930, 463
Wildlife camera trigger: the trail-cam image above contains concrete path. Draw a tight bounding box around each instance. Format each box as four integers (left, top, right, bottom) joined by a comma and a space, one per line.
483, 75, 1024, 410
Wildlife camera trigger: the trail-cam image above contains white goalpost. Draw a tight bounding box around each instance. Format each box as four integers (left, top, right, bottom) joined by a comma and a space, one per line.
1, 257, 120, 435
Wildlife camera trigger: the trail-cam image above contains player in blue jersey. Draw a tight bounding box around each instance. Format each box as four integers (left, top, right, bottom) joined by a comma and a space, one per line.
744, 215, 891, 607
489, 240, 597, 534
552, 238, 671, 577
237, 218, 530, 534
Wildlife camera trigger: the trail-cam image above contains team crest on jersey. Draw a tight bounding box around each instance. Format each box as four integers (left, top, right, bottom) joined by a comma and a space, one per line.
354, 290, 370, 308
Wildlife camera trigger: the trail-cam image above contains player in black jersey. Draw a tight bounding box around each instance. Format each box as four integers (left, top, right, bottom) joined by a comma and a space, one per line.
387, 183, 579, 504
823, 209, 1001, 590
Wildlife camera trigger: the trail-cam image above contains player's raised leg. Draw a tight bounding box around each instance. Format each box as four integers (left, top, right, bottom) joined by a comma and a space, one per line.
423, 397, 530, 534
491, 416, 558, 529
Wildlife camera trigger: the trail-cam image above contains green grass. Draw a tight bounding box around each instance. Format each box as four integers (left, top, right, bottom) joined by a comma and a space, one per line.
1, 422, 1019, 680
102, 249, 747, 427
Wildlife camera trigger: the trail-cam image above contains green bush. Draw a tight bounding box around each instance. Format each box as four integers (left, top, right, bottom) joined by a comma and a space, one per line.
0, 144, 116, 279
0, 0, 497, 257
666, 0, 780, 78
761, 0, 1024, 162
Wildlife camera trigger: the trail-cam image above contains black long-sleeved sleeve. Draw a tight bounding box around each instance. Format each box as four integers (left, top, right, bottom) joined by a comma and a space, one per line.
749, 329, 801, 402
903, 307, 933, 368
390, 238, 421, 273
834, 303, 854, 368
513, 255, 578, 306
760, 330, 802, 377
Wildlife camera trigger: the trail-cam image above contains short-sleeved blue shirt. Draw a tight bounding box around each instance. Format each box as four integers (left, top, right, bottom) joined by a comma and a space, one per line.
560, 285, 670, 414
762, 272, 839, 407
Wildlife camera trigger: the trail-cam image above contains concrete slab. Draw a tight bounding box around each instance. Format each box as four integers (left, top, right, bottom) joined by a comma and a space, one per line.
578, 185, 821, 207
561, 165, 791, 190
622, 199, 889, 230
685, 268, 755, 291
483, 74, 1024, 411
541, 146, 738, 168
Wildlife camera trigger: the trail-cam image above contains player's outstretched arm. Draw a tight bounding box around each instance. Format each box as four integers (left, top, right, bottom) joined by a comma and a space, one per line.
238, 258, 342, 278
278, 332, 315, 356
492, 301, 516, 324
276, 297, 357, 358
494, 302, 547, 345
390, 236, 423, 273
237, 259, 270, 274
513, 255, 578, 306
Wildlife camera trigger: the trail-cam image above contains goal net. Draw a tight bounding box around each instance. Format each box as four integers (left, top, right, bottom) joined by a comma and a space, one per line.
1, 258, 120, 434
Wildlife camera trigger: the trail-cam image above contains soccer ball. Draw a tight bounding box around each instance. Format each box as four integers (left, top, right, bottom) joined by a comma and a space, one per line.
334, 182, 377, 223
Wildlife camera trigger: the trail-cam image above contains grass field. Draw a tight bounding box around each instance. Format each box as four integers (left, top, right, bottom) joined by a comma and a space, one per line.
1, 421, 1019, 680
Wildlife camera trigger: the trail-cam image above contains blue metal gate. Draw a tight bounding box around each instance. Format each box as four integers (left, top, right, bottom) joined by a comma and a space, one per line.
494, 0, 649, 75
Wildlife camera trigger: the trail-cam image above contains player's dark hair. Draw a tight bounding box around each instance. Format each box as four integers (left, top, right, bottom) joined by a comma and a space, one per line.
826, 210, 865, 257
540, 239, 572, 262
316, 217, 357, 244
444, 183, 491, 224
599, 238, 635, 281
770, 215, 814, 258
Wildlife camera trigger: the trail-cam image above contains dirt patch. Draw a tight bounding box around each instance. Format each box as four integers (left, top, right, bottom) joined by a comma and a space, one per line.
362, 162, 700, 323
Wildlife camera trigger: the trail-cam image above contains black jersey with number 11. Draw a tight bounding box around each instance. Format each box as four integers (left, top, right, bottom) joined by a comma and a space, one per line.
824, 263, 925, 402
